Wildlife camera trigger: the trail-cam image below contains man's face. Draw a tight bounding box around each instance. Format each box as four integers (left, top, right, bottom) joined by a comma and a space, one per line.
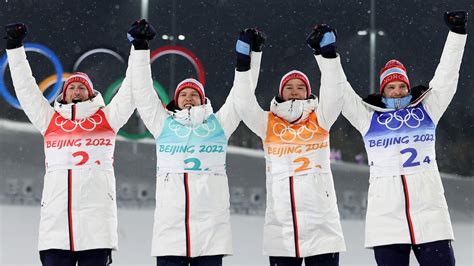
382, 81, 409, 98
64, 82, 90, 103
177, 88, 202, 109
281, 78, 307, 101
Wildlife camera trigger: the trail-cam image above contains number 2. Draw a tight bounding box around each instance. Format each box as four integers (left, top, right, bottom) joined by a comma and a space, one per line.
400, 148, 420, 167
72, 151, 89, 166
184, 158, 202, 171
293, 157, 311, 172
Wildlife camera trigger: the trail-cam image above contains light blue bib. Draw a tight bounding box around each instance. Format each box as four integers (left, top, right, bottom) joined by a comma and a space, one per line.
155, 114, 227, 174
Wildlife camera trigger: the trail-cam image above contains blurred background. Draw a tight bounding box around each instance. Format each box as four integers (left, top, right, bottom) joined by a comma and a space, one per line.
0, 0, 472, 265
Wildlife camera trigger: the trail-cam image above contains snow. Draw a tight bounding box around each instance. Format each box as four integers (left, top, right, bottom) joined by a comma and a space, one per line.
1, 205, 473, 266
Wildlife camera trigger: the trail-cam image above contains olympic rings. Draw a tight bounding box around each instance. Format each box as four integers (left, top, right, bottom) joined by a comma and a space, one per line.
55, 113, 103, 132
73, 48, 125, 72
151, 45, 206, 86
377, 107, 425, 130
0, 43, 63, 109
38, 73, 72, 93
0, 44, 206, 141
272, 121, 319, 143
168, 119, 217, 138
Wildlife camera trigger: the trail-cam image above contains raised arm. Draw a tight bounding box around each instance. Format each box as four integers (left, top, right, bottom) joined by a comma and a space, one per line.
306, 24, 372, 134
314, 54, 345, 131
229, 28, 268, 139
306, 24, 344, 131
5, 23, 54, 134
423, 11, 468, 124
128, 19, 168, 138
215, 69, 250, 139
103, 47, 135, 132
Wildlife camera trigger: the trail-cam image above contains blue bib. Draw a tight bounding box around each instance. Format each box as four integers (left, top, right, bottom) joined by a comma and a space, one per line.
363, 104, 438, 176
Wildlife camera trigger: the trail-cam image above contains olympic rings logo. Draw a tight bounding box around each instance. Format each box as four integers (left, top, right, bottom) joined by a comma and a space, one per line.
168, 119, 217, 138
0, 43, 206, 139
272, 121, 319, 143
376, 107, 425, 130
54, 113, 103, 132
0, 43, 63, 109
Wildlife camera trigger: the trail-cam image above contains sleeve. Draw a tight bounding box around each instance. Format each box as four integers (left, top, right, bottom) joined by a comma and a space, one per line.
214, 72, 244, 139
314, 54, 345, 131
6, 46, 54, 135
339, 65, 373, 135
231, 51, 268, 139
103, 47, 136, 132
131, 49, 168, 138
423, 31, 467, 125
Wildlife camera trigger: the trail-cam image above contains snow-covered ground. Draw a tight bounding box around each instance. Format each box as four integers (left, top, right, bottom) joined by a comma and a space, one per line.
1, 205, 473, 266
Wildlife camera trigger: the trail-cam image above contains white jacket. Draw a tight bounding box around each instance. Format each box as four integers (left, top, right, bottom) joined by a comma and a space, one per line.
233, 52, 346, 257
340, 32, 467, 248
7, 46, 135, 251
131, 49, 247, 257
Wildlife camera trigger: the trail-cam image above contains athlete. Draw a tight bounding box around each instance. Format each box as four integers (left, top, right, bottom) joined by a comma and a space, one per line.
128, 20, 252, 265
334, 11, 467, 266
4, 22, 136, 265
233, 26, 346, 266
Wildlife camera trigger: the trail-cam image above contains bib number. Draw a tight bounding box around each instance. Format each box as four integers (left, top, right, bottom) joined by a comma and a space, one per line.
72, 151, 89, 166
293, 156, 322, 172
400, 148, 431, 168
184, 157, 202, 171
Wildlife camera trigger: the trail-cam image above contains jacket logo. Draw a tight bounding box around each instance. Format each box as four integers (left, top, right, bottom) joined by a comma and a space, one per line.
168, 119, 216, 138
54, 113, 103, 132
272, 121, 319, 143
376, 108, 425, 130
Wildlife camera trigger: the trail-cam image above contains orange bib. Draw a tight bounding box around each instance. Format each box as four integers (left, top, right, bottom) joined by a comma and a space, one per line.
263, 112, 331, 180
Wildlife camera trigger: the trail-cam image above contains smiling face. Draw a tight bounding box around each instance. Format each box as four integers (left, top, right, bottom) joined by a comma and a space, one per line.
281, 78, 307, 101
382, 81, 409, 98
64, 82, 90, 103
177, 88, 203, 109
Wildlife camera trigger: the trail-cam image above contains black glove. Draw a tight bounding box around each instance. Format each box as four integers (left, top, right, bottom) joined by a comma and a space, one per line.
249, 28, 266, 52
444, 10, 468, 34
235, 28, 267, 71
306, 24, 337, 58
127, 19, 156, 50
235, 29, 253, 71
4, 23, 28, 49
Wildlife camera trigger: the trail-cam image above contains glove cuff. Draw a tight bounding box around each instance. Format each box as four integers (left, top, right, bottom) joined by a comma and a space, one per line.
236, 54, 251, 72
6, 38, 23, 50
450, 26, 466, 35
132, 39, 149, 50
320, 44, 337, 58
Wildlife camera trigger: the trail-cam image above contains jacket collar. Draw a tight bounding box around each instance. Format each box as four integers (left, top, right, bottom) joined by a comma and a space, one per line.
167, 98, 214, 127
362, 85, 431, 112
54, 91, 105, 120
270, 94, 318, 124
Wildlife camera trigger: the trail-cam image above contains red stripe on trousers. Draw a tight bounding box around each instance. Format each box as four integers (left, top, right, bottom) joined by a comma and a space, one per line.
184, 173, 191, 257
401, 175, 416, 244
289, 176, 300, 257
68, 169, 75, 251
